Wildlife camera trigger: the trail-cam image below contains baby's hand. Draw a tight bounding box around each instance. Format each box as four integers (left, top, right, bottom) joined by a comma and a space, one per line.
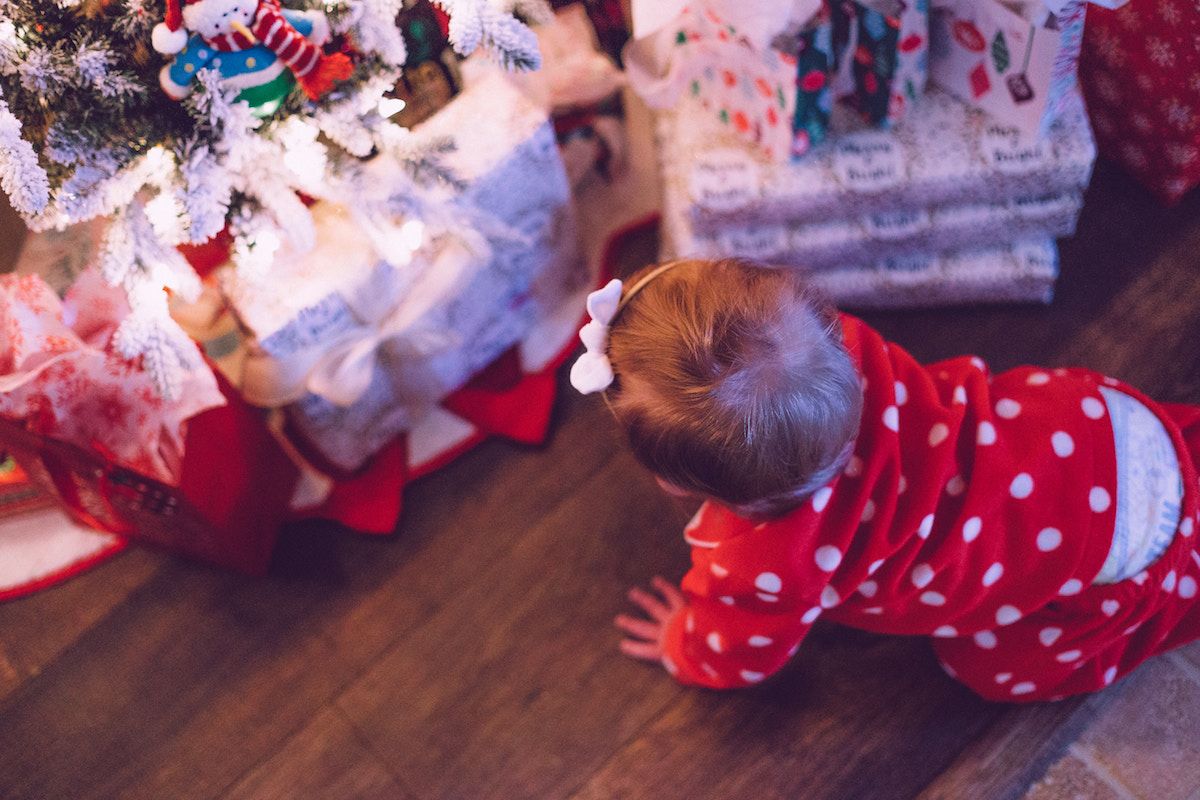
615, 576, 685, 663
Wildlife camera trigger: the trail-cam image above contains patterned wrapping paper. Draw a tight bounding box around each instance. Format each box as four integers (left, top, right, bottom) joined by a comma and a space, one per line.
658, 84, 1095, 233
1080, 0, 1200, 205
929, 0, 1086, 139
672, 190, 1081, 270
223, 72, 585, 472
806, 237, 1059, 308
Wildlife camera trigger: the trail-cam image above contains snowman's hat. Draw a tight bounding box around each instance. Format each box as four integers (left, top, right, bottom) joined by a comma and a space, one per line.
152, 0, 192, 55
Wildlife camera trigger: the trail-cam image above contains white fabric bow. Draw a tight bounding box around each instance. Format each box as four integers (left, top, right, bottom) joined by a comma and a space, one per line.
241, 241, 475, 408
569, 278, 623, 394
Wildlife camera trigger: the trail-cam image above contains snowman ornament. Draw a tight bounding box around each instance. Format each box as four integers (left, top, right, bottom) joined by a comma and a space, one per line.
152, 0, 352, 114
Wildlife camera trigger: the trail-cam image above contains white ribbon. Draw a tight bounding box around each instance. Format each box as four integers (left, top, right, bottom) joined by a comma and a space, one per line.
241, 240, 476, 409
569, 278, 622, 395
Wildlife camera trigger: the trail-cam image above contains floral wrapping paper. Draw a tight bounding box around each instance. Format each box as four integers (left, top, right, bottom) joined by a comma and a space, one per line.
0, 269, 225, 486
1080, 0, 1200, 205
222, 72, 584, 472
670, 190, 1081, 270
658, 84, 1095, 233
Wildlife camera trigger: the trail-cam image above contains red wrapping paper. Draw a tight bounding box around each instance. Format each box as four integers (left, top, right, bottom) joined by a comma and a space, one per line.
1080, 0, 1200, 205
0, 372, 298, 575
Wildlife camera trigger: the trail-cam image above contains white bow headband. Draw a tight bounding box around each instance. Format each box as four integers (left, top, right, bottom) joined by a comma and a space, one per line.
569, 262, 684, 395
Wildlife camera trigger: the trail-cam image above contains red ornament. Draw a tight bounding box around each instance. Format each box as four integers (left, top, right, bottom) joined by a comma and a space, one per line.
732, 110, 749, 133
899, 34, 924, 53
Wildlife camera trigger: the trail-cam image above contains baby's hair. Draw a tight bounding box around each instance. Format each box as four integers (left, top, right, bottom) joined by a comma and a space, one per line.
606, 258, 863, 519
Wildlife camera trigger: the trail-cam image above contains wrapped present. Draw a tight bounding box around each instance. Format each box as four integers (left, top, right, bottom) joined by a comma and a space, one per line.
658, 84, 1095, 233
666, 189, 1082, 270
929, 0, 1086, 138
625, 2, 800, 161
808, 236, 1060, 308
1080, 0, 1200, 205
0, 271, 297, 574
224, 72, 584, 473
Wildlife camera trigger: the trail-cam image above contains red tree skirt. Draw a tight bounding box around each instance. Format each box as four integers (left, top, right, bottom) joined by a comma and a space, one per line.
0, 214, 654, 598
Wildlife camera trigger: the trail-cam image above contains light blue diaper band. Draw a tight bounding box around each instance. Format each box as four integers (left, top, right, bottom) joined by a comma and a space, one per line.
1093, 387, 1182, 584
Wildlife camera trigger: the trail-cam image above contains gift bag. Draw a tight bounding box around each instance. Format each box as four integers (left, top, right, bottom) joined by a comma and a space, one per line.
624, 2, 799, 161
777, 0, 928, 157
830, 0, 930, 129
930, 0, 1085, 138
1080, 0, 1200, 205
0, 272, 298, 574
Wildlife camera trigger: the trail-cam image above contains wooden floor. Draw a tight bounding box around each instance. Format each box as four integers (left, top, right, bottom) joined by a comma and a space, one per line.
1, 161, 1199, 800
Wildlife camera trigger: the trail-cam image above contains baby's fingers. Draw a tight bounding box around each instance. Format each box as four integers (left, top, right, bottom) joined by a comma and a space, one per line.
651, 576, 685, 610
619, 638, 663, 661
627, 586, 671, 621
614, 613, 660, 641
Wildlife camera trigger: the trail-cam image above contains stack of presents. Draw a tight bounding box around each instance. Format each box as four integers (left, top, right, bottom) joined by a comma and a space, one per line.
0, 0, 626, 589
631, 0, 1188, 309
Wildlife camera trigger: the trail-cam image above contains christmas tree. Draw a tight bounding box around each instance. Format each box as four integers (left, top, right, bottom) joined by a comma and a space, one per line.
0, 0, 547, 398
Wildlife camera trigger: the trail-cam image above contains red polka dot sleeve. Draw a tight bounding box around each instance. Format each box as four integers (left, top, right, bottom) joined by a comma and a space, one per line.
660, 502, 833, 687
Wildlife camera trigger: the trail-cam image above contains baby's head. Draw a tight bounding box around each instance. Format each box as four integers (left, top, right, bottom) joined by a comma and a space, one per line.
597, 258, 862, 519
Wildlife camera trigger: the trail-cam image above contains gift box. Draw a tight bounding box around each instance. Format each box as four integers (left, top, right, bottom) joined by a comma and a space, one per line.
0, 271, 297, 575
624, 2, 799, 161
223, 71, 585, 473
929, 0, 1086, 139
807, 236, 1060, 308
667, 189, 1082, 270
658, 84, 1095, 233
1080, 0, 1200, 205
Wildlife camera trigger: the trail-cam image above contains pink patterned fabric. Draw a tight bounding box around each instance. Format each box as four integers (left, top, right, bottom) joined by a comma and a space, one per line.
0, 271, 224, 485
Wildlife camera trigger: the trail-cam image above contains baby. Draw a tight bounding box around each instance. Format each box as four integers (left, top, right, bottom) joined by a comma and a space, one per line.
572, 258, 1200, 702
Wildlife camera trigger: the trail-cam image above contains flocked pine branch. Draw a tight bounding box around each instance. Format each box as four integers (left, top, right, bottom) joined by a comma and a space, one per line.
0, 0, 543, 397
435, 0, 542, 71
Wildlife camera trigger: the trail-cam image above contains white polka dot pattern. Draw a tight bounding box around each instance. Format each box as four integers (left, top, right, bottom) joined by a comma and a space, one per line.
658, 317, 1199, 701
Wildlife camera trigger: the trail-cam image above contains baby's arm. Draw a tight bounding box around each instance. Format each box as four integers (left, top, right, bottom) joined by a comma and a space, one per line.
618, 502, 831, 688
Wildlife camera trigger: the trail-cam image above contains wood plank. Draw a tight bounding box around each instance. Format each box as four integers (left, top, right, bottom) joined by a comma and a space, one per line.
0, 548, 163, 702
566, 629, 1000, 800
332, 454, 694, 800
0, 386, 636, 800
915, 693, 1110, 800
222, 707, 414, 800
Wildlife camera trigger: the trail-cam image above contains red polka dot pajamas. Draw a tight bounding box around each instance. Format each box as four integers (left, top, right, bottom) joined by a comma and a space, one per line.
662, 315, 1200, 701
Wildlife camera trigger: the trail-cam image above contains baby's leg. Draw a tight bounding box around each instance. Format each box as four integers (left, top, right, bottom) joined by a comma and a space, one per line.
931, 610, 1129, 703
935, 401, 1200, 702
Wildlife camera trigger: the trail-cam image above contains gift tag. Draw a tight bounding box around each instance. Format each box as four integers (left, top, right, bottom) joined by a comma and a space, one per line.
1011, 192, 1076, 219
716, 224, 790, 260
689, 148, 763, 212
880, 252, 938, 272
833, 131, 906, 192
980, 122, 1047, 173
864, 209, 932, 239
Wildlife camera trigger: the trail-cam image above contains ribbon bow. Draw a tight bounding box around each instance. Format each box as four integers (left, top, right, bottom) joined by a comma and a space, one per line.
241, 240, 475, 409
569, 278, 623, 395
